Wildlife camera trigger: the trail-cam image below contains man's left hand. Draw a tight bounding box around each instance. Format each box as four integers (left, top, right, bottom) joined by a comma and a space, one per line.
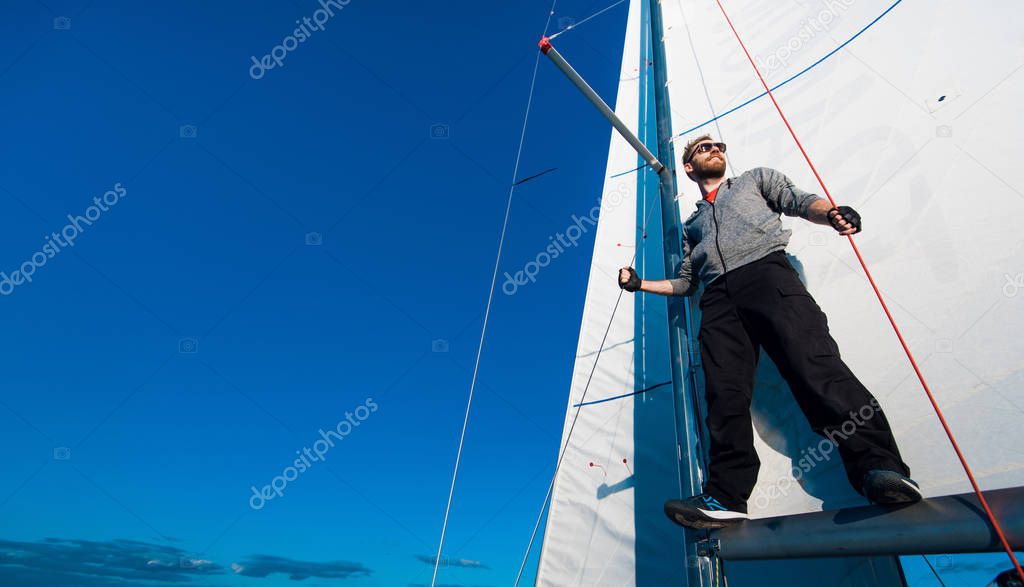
828, 206, 861, 235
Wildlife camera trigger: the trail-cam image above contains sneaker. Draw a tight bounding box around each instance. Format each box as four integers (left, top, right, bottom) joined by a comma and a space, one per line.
664, 494, 748, 529
993, 568, 1024, 587
862, 469, 922, 505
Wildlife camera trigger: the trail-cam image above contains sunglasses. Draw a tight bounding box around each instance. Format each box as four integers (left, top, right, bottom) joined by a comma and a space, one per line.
685, 142, 727, 163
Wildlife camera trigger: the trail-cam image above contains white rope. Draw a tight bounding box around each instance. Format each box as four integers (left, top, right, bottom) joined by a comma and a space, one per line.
429, 4, 559, 586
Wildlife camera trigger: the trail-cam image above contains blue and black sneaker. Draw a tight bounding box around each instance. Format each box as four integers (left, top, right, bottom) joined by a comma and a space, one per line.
664, 494, 748, 529
862, 469, 922, 505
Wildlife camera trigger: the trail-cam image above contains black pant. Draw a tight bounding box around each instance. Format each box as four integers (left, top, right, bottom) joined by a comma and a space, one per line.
698, 251, 909, 509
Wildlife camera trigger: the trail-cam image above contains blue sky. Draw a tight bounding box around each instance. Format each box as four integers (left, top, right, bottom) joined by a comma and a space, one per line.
0, 0, 626, 585
0, 1, 1017, 586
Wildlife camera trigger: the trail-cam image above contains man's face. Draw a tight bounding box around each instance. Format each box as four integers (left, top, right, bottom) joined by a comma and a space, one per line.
684, 140, 727, 180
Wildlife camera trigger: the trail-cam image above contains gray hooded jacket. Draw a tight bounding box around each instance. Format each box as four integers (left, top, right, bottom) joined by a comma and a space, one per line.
670, 167, 823, 295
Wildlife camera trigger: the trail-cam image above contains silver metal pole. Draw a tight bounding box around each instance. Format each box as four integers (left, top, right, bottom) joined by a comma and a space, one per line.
539, 37, 665, 175
715, 486, 1024, 560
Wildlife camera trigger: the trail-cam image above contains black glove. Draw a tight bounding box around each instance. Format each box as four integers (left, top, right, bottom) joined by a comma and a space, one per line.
828, 205, 862, 234
619, 267, 642, 292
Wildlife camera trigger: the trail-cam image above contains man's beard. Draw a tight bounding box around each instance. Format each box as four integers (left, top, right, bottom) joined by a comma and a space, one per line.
692, 155, 726, 180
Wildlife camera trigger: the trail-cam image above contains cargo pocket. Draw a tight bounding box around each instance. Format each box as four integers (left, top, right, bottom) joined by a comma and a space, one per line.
775, 283, 834, 357
776, 283, 817, 303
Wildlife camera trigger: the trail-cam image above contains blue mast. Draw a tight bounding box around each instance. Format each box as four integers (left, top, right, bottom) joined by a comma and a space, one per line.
643, 0, 717, 585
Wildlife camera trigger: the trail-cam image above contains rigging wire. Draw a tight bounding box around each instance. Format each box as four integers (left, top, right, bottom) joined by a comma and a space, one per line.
514, 166, 670, 587
513, 289, 627, 586
712, 0, 1024, 582
513, 162, 668, 576
921, 555, 949, 587
548, 0, 628, 40
428, 3, 560, 586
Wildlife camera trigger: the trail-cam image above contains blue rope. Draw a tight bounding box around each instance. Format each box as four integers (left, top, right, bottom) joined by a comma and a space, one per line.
674, 0, 904, 138
609, 162, 649, 178
573, 380, 672, 407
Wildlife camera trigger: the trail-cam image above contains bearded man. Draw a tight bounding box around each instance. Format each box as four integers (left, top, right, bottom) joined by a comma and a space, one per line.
618, 136, 920, 529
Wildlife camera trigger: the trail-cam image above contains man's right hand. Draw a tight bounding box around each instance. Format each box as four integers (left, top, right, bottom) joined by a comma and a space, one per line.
619, 267, 642, 292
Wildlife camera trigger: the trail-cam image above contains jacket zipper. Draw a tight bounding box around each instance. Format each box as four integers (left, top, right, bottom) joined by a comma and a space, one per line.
710, 201, 728, 274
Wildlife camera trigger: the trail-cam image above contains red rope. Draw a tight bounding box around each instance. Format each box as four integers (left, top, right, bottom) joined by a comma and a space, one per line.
712, 0, 1023, 580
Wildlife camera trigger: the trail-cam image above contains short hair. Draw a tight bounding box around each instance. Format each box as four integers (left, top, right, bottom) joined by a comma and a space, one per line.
682, 134, 715, 163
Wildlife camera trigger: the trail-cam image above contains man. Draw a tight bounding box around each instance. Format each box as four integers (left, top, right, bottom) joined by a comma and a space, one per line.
618, 136, 920, 529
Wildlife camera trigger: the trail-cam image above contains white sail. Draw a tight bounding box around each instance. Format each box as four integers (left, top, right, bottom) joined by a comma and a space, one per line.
537, 0, 1023, 584
660, 0, 1024, 517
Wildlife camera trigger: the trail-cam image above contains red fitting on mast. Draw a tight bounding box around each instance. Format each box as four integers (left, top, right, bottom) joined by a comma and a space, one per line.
538, 36, 552, 54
